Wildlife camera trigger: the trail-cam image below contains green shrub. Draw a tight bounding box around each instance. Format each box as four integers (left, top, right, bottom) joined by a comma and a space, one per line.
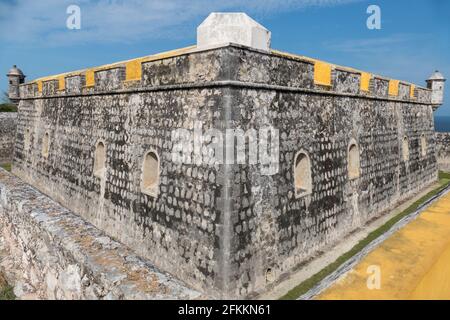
0, 163, 12, 172
0, 274, 15, 300
0, 285, 15, 300
0, 103, 17, 112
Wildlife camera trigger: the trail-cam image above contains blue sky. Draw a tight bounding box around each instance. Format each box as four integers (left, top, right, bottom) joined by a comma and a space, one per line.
1, 0, 449, 116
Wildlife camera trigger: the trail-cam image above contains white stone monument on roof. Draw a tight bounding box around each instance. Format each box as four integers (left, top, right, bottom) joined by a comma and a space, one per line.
197, 12, 271, 51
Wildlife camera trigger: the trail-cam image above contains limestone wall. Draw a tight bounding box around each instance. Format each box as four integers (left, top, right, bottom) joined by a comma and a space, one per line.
0, 168, 202, 300
436, 132, 450, 172
0, 113, 17, 164
12, 44, 437, 298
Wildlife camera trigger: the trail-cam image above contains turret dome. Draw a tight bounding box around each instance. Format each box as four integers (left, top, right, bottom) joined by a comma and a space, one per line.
7, 65, 25, 77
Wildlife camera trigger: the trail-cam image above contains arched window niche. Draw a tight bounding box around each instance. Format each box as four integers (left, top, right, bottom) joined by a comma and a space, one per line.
402, 136, 410, 162
24, 128, 31, 152
294, 150, 312, 198
420, 134, 427, 158
265, 268, 275, 284
348, 140, 361, 180
42, 132, 50, 158
93, 140, 107, 178
141, 150, 160, 198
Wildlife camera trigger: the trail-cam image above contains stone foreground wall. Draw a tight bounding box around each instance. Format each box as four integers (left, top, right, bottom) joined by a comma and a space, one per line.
0, 168, 202, 300
436, 132, 450, 172
0, 113, 17, 164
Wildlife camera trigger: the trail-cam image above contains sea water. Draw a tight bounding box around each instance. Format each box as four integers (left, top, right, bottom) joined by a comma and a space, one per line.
435, 116, 450, 132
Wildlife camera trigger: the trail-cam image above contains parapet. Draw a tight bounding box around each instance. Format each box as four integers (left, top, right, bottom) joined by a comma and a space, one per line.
16, 13, 434, 106
17, 45, 433, 106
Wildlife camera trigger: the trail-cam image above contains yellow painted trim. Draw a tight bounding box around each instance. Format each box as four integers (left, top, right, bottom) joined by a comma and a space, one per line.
360, 72, 371, 92
140, 45, 196, 64
85, 70, 95, 87
388, 80, 399, 96
58, 76, 65, 91
24, 45, 196, 86
410, 84, 416, 99
271, 49, 429, 94
314, 61, 332, 86
25, 46, 428, 97
271, 49, 320, 65
37, 80, 43, 93
125, 58, 143, 82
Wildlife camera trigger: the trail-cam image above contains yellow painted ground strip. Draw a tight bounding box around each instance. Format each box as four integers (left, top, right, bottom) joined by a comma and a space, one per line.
317, 190, 450, 300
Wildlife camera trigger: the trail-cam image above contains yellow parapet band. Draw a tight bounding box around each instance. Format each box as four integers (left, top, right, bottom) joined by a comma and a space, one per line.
85, 69, 95, 87
58, 76, 65, 91
360, 72, 371, 92
410, 84, 416, 99
314, 61, 332, 86
126, 59, 143, 81
37, 81, 43, 93
389, 80, 399, 96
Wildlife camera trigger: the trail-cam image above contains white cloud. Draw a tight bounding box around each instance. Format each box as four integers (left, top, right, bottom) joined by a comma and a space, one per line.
323, 34, 429, 54
0, 0, 360, 45
322, 32, 448, 91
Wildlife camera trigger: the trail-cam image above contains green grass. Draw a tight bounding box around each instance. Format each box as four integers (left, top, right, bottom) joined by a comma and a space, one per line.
0, 273, 15, 300
0, 284, 15, 300
0, 163, 11, 172
0, 103, 17, 112
280, 171, 450, 300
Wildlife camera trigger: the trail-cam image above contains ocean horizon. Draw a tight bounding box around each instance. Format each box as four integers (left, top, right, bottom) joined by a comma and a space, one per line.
435, 116, 450, 132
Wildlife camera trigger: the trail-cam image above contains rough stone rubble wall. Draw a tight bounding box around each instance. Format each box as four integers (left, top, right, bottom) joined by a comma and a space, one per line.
14, 49, 230, 298
436, 132, 450, 172
223, 48, 437, 297
0, 168, 202, 300
12, 45, 437, 298
0, 113, 17, 164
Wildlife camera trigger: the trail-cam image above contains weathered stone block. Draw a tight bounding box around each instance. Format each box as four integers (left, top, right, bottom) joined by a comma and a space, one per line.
65, 75, 85, 94
197, 13, 271, 52
95, 67, 125, 91
42, 80, 59, 96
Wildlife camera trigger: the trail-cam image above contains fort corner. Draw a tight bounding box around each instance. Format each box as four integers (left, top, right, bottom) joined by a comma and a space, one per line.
2, 12, 447, 299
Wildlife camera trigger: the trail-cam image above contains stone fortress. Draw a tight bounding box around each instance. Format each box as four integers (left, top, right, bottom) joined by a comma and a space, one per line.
0, 13, 447, 299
